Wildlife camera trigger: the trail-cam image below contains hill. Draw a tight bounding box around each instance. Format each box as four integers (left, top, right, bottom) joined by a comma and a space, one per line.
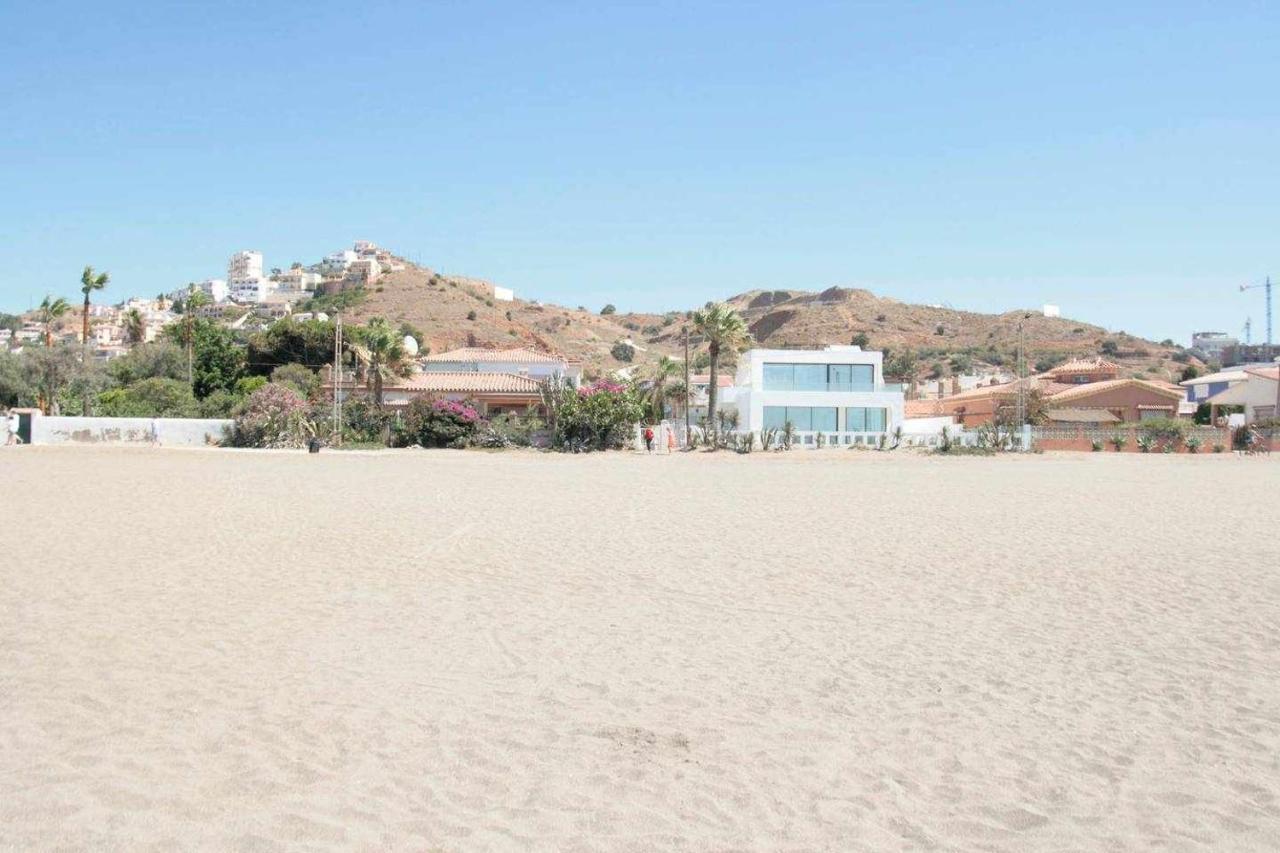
339, 264, 1195, 383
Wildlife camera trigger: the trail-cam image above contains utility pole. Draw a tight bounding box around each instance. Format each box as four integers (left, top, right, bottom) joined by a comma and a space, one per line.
683, 326, 691, 446
1240, 277, 1273, 351
332, 313, 344, 445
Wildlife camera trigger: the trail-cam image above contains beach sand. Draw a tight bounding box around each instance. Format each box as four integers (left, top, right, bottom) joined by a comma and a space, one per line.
1, 447, 1278, 850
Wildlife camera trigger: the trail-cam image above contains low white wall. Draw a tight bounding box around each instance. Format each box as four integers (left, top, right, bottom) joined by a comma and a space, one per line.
31, 416, 232, 447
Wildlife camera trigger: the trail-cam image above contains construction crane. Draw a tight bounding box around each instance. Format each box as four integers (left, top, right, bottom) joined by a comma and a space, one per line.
1239, 277, 1272, 347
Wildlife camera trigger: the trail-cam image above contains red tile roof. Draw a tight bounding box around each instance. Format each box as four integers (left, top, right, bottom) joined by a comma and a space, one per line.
423, 347, 566, 365
1048, 357, 1120, 375
393, 372, 545, 394
1046, 378, 1183, 404
690, 374, 734, 387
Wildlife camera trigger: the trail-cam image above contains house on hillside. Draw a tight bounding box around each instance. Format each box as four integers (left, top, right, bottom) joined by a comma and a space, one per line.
730, 346, 905, 446
421, 347, 582, 385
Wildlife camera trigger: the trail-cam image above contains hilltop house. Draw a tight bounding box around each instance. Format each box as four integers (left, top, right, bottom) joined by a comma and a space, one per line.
730, 346, 905, 446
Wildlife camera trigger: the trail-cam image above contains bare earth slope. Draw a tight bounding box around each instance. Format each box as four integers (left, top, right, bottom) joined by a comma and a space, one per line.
339, 265, 1189, 378
2, 448, 1277, 850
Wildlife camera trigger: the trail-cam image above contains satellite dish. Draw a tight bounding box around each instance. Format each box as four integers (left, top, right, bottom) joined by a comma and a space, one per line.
403, 335, 419, 356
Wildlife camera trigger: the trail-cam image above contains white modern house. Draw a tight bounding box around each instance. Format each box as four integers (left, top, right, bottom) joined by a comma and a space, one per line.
1202, 365, 1279, 424
730, 346, 905, 446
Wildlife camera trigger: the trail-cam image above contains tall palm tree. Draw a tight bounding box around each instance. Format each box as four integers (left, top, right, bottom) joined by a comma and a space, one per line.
182, 284, 210, 386
37, 295, 71, 347
646, 355, 682, 422
122, 308, 147, 346
691, 303, 751, 448
350, 317, 408, 407
79, 266, 109, 346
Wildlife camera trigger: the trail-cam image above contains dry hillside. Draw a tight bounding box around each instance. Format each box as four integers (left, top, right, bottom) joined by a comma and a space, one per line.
342, 264, 1195, 382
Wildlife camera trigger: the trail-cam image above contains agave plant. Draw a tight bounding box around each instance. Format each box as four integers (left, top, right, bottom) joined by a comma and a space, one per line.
1111, 434, 1128, 451
1185, 436, 1202, 454
760, 427, 776, 451
1136, 435, 1154, 453
781, 420, 796, 450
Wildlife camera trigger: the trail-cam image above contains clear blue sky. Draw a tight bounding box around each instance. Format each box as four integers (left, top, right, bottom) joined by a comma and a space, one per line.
2, 1, 1277, 342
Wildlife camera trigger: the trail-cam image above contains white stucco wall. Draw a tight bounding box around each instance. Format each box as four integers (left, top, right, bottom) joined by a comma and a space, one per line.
31, 416, 232, 447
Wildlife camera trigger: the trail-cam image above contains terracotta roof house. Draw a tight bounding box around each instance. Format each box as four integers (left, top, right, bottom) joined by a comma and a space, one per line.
909, 369, 1183, 427
324, 346, 580, 416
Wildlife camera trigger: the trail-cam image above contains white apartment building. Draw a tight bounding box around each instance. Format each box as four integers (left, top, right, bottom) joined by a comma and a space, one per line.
275, 268, 322, 292
321, 250, 358, 275
230, 277, 275, 304
228, 250, 264, 281
198, 278, 229, 303
731, 346, 906, 446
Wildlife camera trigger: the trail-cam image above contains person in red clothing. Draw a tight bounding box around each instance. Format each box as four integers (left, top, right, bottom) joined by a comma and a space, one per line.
643, 426, 655, 453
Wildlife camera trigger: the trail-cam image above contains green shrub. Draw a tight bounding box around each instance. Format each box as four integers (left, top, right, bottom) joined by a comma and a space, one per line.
1213, 443, 1225, 453
394, 398, 482, 448
1091, 439, 1103, 452
610, 341, 635, 363
1136, 435, 1154, 453
1185, 436, 1202, 454
270, 363, 320, 400
227, 384, 313, 448
1110, 434, 1128, 451
96, 377, 198, 418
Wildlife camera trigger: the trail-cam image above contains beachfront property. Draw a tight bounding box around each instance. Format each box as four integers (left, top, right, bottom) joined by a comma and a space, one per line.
906, 358, 1185, 427
326, 346, 581, 416
1180, 368, 1249, 409
730, 346, 905, 446
1199, 365, 1279, 424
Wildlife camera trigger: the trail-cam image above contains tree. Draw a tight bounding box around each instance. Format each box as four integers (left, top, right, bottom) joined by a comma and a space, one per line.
646, 355, 681, 421
96, 378, 198, 418
180, 285, 211, 386
108, 342, 187, 386
610, 341, 635, 362
22, 345, 79, 414
245, 317, 335, 377
850, 332, 870, 348
1100, 340, 1119, 356
122, 308, 147, 346
0, 351, 33, 408
349, 317, 409, 407
270, 363, 320, 399
161, 318, 245, 398
1180, 365, 1200, 382
36, 295, 71, 348
79, 265, 109, 347
600, 304, 617, 315
691, 303, 751, 447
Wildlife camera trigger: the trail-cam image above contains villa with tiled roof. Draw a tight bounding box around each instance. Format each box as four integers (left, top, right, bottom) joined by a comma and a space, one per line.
325, 346, 581, 416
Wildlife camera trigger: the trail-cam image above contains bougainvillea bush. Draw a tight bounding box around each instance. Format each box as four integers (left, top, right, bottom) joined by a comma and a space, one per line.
395, 397, 483, 448
541, 377, 644, 451
227, 383, 314, 448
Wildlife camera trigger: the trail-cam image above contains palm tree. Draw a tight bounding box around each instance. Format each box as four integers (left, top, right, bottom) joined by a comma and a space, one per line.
646, 355, 681, 422
79, 266, 109, 346
350, 317, 409, 407
37, 295, 71, 347
182, 284, 211, 386
691, 303, 751, 447
122, 308, 147, 346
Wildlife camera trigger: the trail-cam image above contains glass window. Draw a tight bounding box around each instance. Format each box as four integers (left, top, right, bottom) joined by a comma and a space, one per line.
850, 364, 874, 391
785, 406, 813, 431
828, 364, 853, 391
845, 407, 866, 432
812, 407, 837, 431
763, 364, 793, 391
793, 364, 827, 391
865, 408, 887, 432
763, 406, 787, 429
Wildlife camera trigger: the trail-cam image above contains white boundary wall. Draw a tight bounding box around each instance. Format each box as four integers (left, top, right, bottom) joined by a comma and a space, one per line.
31, 416, 232, 447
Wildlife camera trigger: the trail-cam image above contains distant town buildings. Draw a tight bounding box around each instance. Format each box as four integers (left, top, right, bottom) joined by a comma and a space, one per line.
1190, 331, 1238, 361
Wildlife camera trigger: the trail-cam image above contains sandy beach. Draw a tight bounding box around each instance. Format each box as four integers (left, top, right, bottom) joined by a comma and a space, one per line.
1, 446, 1278, 851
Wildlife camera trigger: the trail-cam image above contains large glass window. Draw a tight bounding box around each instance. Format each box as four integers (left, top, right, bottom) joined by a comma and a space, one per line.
828, 364, 852, 391
763, 364, 794, 391
763, 362, 875, 391
786, 406, 813, 431
812, 407, 838, 432
762, 406, 837, 431
845, 407, 888, 432
793, 364, 827, 391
